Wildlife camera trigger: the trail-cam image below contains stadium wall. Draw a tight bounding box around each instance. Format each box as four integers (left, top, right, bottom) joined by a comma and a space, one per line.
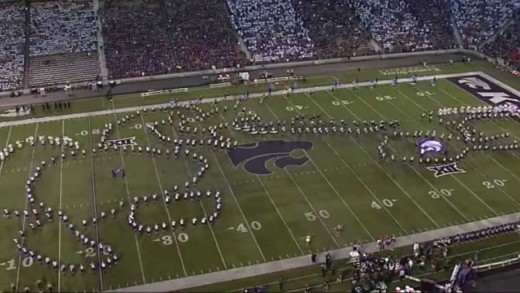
0, 49, 495, 98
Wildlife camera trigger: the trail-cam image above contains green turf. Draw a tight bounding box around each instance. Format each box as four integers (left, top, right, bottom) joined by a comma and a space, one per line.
0, 64, 519, 292
184, 233, 520, 292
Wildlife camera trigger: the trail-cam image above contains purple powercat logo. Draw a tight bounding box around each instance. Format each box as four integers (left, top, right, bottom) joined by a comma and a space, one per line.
447, 75, 520, 121
418, 138, 446, 155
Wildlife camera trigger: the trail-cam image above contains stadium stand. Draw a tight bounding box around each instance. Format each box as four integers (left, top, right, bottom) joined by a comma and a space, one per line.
291, 0, 374, 59
348, 0, 457, 53
0, 2, 26, 91
101, 0, 173, 79
450, 0, 518, 48
483, 17, 520, 68
28, 0, 99, 86
164, 0, 246, 71
28, 52, 99, 86
29, 0, 97, 56
226, 0, 314, 63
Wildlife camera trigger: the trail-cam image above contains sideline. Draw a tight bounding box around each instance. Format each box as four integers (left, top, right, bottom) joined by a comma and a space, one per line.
0, 72, 479, 128
108, 213, 519, 292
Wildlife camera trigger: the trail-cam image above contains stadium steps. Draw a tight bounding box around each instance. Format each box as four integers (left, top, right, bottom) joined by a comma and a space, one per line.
369, 39, 382, 53
450, 15, 463, 48
28, 52, 100, 87
479, 16, 516, 50
94, 0, 108, 83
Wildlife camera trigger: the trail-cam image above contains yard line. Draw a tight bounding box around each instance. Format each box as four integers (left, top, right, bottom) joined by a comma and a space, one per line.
325, 90, 441, 228
397, 88, 508, 215
262, 102, 372, 243
353, 90, 467, 220
87, 116, 105, 291
0, 125, 12, 175
214, 112, 305, 254
15, 123, 39, 292
58, 120, 65, 292
408, 87, 520, 207
110, 111, 147, 284
306, 93, 410, 233
138, 114, 188, 276
211, 151, 267, 261
165, 116, 229, 269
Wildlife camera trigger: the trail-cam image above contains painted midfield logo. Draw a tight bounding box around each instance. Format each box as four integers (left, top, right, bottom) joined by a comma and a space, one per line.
426, 163, 466, 178
227, 140, 313, 175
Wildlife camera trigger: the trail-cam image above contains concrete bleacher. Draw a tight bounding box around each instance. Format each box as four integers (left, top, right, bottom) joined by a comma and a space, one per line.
28, 52, 99, 87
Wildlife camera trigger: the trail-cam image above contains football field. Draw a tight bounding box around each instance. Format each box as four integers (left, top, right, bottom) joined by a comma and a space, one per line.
0, 71, 519, 292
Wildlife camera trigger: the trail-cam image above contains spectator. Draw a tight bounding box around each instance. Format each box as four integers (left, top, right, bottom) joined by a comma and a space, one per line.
226, 0, 314, 63
451, 0, 518, 48
164, 0, 246, 71
102, 0, 173, 79
0, 2, 25, 91
291, 0, 374, 59
482, 16, 520, 68
29, 0, 98, 56
348, 0, 457, 53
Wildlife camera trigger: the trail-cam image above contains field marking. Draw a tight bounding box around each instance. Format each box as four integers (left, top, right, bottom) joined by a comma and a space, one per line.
110, 112, 147, 284
15, 123, 39, 291
259, 104, 347, 246
380, 89, 499, 216
404, 87, 511, 214
164, 116, 228, 269
137, 114, 189, 277
211, 154, 267, 261
0, 125, 12, 175
58, 120, 65, 292
324, 90, 441, 228
87, 116, 105, 291
0, 72, 484, 129
278, 95, 383, 239
215, 112, 306, 254
307, 92, 410, 233
321, 89, 470, 222
367, 89, 471, 220
108, 213, 520, 293
424, 86, 520, 205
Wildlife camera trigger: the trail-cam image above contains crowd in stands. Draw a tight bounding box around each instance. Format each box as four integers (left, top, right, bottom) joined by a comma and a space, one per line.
291, 0, 373, 59
101, 0, 173, 79
226, 0, 314, 63
1, 0, 520, 87
348, 0, 457, 53
450, 0, 519, 48
0, 2, 25, 91
483, 16, 520, 69
164, 0, 245, 71
29, 0, 97, 56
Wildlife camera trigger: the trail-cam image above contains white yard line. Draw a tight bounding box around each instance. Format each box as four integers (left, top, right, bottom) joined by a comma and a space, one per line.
215, 112, 305, 254
58, 120, 65, 292
0, 72, 483, 129
138, 114, 188, 277
210, 151, 267, 262
108, 212, 520, 293
331, 90, 441, 228
165, 116, 229, 269
306, 92, 409, 234
261, 103, 344, 246
15, 123, 39, 291
366, 89, 470, 220
410, 86, 520, 208
87, 115, 105, 291
110, 112, 147, 284
0, 125, 13, 175
404, 86, 510, 213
